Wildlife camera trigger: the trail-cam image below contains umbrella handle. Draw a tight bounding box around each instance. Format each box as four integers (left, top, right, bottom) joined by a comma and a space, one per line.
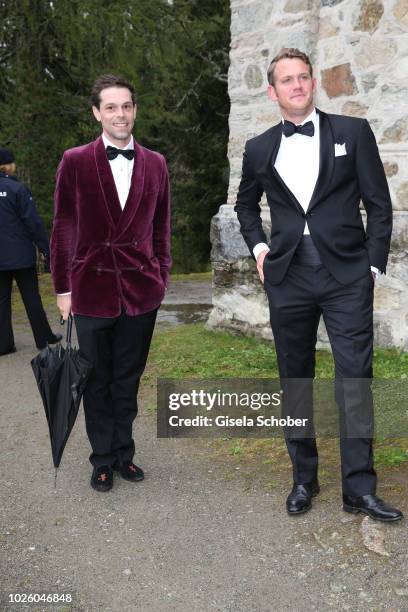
66, 314, 73, 347
60, 314, 73, 347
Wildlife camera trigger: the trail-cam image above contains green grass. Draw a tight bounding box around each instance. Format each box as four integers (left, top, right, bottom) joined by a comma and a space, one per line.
374, 446, 408, 467
170, 271, 212, 282
149, 324, 408, 471
150, 323, 408, 379
228, 443, 244, 457
151, 324, 280, 378
373, 348, 408, 378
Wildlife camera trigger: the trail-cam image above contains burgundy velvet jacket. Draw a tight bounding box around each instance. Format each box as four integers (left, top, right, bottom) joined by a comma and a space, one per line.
50, 136, 171, 317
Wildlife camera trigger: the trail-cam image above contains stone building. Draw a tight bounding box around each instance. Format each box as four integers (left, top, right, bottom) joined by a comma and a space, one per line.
209, 0, 408, 348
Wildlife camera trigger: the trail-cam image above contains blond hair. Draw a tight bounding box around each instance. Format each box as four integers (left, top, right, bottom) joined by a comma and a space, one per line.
267, 48, 313, 86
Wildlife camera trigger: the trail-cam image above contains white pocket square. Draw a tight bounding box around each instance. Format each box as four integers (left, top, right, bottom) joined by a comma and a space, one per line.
334, 143, 347, 157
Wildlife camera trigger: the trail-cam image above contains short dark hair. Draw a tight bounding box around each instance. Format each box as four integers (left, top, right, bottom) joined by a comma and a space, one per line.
91, 74, 136, 108
267, 48, 313, 86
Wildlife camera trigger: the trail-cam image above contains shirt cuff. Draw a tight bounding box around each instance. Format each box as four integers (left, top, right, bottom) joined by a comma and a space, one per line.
253, 243, 270, 261
370, 266, 380, 278
57, 292, 72, 296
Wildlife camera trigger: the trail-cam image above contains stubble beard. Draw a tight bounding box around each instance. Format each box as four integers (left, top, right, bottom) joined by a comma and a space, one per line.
108, 126, 133, 146
283, 94, 314, 122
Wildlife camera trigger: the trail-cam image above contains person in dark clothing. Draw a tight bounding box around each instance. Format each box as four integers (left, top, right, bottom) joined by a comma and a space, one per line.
235, 48, 402, 522
0, 148, 61, 355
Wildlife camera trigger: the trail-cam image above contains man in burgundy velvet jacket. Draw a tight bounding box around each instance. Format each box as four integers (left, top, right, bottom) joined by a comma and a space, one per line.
50, 75, 171, 492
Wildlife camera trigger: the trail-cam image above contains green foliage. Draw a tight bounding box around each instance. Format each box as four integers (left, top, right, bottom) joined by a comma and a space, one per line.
149, 323, 408, 379
150, 323, 280, 378
374, 446, 408, 468
149, 323, 408, 472
0, 0, 230, 271
228, 442, 243, 456
373, 348, 408, 378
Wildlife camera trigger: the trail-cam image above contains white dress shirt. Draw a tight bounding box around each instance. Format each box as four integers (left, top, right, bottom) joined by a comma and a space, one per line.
102, 133, 134, 209
253, 109, 318, 261
274, 108, 319, 234
252, 109, 379, 277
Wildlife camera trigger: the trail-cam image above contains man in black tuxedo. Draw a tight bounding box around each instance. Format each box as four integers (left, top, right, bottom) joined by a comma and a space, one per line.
235, 48, 402, 521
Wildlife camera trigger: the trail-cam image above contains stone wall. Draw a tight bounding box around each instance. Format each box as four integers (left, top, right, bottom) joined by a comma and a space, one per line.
209, 0, 408, 349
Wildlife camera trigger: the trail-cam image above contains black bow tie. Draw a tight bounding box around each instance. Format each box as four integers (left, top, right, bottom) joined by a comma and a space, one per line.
106, 146, 135, 161
283, 120, 315, 138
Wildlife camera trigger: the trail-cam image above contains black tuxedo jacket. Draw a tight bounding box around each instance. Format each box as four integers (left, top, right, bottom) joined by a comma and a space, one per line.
234, 109, 393, 285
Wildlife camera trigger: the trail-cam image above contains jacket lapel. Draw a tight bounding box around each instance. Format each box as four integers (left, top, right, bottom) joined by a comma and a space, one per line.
265, 122, 283, 170
266, 122, 307, 216
116, 141, 145, 237
93, 136, 122, 227
307, 109, 335, 212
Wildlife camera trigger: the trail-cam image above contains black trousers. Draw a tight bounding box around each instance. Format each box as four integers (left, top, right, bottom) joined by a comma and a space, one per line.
0, 267, 55, 354
74, 308, 157, 468
264, 260, 376, 497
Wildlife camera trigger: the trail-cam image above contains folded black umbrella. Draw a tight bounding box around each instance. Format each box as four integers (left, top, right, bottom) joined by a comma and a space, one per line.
31, 315, 92, 483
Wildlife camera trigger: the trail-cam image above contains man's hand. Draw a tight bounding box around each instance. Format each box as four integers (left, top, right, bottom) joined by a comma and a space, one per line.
256, 249, 269, 283
57, 294, 72, 320
38, 251, 50, 273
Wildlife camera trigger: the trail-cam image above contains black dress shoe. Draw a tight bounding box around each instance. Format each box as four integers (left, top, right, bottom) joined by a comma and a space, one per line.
90, 466, 113, 492
343, 494, 403, 522
286, 481, 320, 515
113, 462, 144, 482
